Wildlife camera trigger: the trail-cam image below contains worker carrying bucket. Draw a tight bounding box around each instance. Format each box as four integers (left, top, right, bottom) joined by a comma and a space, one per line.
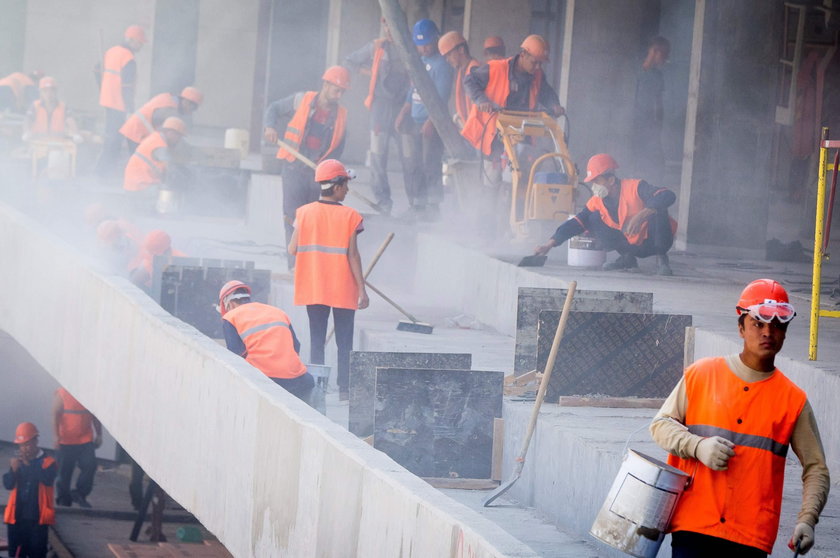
594, 279, 830, 557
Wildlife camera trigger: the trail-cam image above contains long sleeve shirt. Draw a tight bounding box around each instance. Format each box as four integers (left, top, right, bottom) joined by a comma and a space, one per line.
463, 55, 561, 111
344, 39, 410, 106
3, 453, 57, 521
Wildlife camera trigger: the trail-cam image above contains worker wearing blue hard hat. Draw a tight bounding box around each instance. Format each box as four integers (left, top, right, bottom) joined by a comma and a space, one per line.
412, 18, 439, 46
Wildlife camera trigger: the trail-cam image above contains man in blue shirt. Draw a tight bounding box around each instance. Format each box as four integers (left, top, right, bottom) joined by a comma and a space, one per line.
394, 19, 453, 221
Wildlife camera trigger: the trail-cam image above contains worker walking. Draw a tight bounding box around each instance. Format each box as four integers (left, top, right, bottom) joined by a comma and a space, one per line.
394, 19, 453, 221
120, 86, 203, 153
651, 279, 830, 556
482, 36, 506, 62
534, 153, 676, 275
344, 18, 411, 215
53, 388, 102, 508
438, 31, 479, 129
123, 116, 187, 210
3, 422, 57, 558
264, 66, 349, 268
95, 24, 147, 179
219, 281, 314, 403
288, 159, 369, 401
0, 71, 41, 113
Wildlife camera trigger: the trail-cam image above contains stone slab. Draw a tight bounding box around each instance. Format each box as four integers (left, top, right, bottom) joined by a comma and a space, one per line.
515, 288, 653, 374
373, 367, 503, 480
349, 351, 471, 438
537, 311, 691, 402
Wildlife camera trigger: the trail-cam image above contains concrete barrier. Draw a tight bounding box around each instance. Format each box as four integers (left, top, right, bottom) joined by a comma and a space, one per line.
0, 204, 539, 558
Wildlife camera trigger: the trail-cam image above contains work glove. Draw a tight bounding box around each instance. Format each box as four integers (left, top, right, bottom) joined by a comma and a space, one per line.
477, 101, 500, 113
694, 436, 735, 471
789, 522, 815, 554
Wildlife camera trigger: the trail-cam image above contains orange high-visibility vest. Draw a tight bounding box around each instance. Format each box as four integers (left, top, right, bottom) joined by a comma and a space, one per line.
120, 92, 178, 143
31, 100, 66, 136
4, 455, 56, 525
461, 57, 541, 155
585, 179, 677, 246
225, 302, 307, 380
667, 357, 807, 553
0, 72, 34, 110
123, 131, 167, 191
99, 45, 135, 111
294, 201, 363, 309
454, 58, 480, 126
276, 91, 346, 163
364, 39, 387, 110
56, 388, 94, 445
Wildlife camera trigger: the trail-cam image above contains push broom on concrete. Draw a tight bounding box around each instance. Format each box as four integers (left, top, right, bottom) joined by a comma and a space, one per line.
483, 281, 576, 507
365, 281, 434, 334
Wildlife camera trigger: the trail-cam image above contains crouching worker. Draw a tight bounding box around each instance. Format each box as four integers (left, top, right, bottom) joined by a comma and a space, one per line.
3, 422, 56, 558
534, 153, 676, 275
219, 280, 315, 404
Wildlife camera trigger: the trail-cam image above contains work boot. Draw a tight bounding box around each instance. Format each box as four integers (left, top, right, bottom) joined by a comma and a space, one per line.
657, 254, 673, 276
56, 495, 72, 507
602, 253, 638, 271
71, 490, 92, 509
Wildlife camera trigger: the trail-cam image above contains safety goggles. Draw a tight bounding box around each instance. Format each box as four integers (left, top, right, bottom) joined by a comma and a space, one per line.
738, 301, 796, 323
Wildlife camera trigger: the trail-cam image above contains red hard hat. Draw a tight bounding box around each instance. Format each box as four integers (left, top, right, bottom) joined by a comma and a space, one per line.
520, 34, 549, 61
14, 422, 38, 444
484, 35, 504, 49
161, 116, 187, 135
143, 230, 171, 256
39, 76, 57, 89
737, 279, 790, 314
219, 280, 251, 316
584, 153, 619, 183
322, 65, 351, 89
179, 86, 203, 105
438, 31, 467, 56
314, 159, 351, 184
124, 25, 147, 44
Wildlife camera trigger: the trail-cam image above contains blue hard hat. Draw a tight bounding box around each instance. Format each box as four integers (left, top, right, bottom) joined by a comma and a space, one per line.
412, 19, 440, 46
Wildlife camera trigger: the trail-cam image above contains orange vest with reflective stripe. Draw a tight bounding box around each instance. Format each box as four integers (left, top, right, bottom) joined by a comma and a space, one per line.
0, 72, 34, 110
585, 179, 677, 246
57, 388, 94, 445
123, 131, 167, 191
364, 39, 387, 110
120, 93, 177, 143
32, 100, 66, 136
100, 45, 135, 111
461, 57, 541, 155
294, 201, 363, 309
276, 91, 347, 163
225, 302, 306, 380
667, 357, 806, 553
4, 455, 56, 525
454, 58, 480, 126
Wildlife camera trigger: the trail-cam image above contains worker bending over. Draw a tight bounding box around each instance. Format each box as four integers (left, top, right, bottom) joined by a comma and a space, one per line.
129, 229, 186, 289
220, 280, 314, 403
344, 18, 411, 216
53, 388, 102, 508
0, 70, 41, 113
123, 116, 187, 211
120, 86, 203, 153
288, 159, 369, 401
23, 76, 81, 142
438, 31, 479, 129
651, 279, 829, 556
535, 153, 676, 275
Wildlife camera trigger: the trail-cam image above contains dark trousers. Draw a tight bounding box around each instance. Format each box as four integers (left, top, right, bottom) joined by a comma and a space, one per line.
96, 107, 127, 178
307, 304, 355, 391
401, 121, 444, 208
271, 373, 315, 404
671, 531, 766, 557
56, 442, 96, 503
586, 208, 673, 259
282, 163, 319, 269
7, 521, 48, 558
0, 87, 16, 112
369, 100, 407, 210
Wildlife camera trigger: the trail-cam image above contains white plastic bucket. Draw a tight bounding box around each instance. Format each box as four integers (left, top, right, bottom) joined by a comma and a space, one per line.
590, 450, 690, 558
224, 128, 249, 159
568, 235, 606, 267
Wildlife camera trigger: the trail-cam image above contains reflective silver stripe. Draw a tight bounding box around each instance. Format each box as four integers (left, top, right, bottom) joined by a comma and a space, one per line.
286, 126, 301, 136
240, 321, 290, 339
62, 409, 89, 415
688, 424, 789, 458
133, 151, 162, 178
104, 68, 121, 75
297, 244, 348, 255
137, 111, 154, 133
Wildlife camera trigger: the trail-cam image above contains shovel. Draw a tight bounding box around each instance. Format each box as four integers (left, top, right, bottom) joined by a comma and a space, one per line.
517, 254, 547, 267
483, 280, 577, 506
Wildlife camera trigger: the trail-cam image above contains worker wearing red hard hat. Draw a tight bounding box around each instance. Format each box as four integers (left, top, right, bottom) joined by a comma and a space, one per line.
651, 279, 829, 556
264, 66, 350, 267
344, 18, 411, 215
288, 159, 369, 401
95, 24, 148, 179
120, 85, 204, 152
483, 36, 506, 61
219, 280, 315, 403
3, 422, 57, 558
534, 153, 677, 275
23, 76, 82, 144
129, 229, 187, 289
123, 116, 187, 209
439, 31, 480, 129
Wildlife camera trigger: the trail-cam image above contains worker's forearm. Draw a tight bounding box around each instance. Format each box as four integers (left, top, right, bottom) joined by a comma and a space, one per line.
550, 214, 585, 245
349, 251, 366, 294
650, 378, 704, 459
792, 402, 831, 526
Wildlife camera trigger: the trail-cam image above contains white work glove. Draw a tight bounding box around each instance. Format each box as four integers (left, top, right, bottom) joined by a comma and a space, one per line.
694, 436, 735, 471
789, 522, 815, 554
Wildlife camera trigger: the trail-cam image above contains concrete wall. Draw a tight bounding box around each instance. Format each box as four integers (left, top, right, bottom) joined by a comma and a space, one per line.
0, 201, 538, 558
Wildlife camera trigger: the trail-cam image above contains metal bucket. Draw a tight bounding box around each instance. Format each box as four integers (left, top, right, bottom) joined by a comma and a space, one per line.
590, 450, 689, 558
155, 189, 179, 214
224, 128, 249, 159
568, 235, 606, 267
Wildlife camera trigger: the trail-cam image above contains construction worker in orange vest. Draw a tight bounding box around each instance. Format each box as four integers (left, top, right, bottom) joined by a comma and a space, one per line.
264, 66, 350, 268
651, 279, 830, 556
120, 86, 203, 153
23, 76, 82, 143
0, 70, 41, 112
344, 18, 411, 215
534, 153, 676, 275
52, 388, 102, 509
438, 31, 479, 129
219, 280, 315, 403
3, 422, 57, 558
288, 159, 369, 401
123, 116, 187, 210
95, 24, 147, 178
482, 36, 506, 62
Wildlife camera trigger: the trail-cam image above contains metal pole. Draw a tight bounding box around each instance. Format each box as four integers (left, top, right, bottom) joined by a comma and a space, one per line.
809, 127, 829, 360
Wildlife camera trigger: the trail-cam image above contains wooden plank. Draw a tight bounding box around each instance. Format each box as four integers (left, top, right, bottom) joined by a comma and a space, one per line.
559, 396, 665, 409
491, 418, 504, 481
160, 541, 232, 557
107, 543, 170, 558
423, 478, 499, 490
